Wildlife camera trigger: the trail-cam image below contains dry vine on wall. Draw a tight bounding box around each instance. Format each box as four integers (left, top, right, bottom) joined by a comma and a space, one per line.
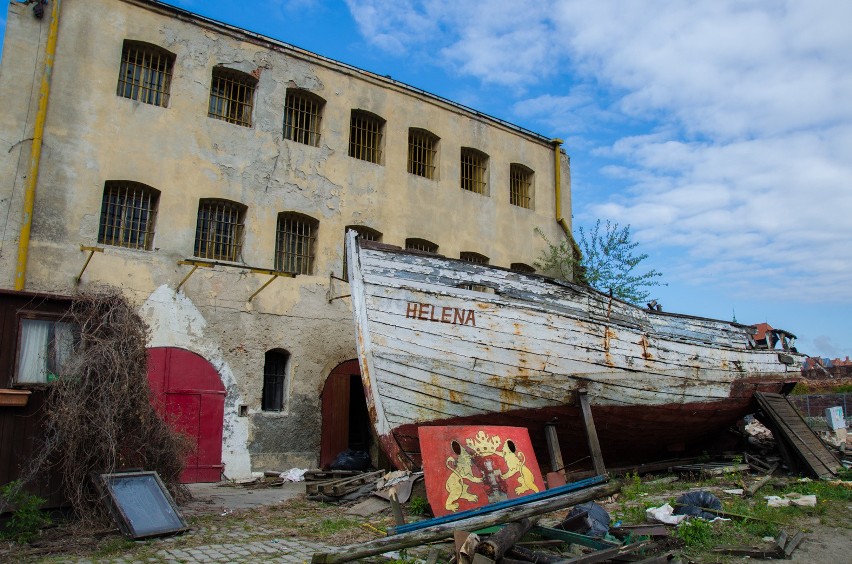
29, 288, 190, 525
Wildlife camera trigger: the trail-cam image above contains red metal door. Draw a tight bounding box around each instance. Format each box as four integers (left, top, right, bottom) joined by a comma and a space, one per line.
147, 347, 225, 483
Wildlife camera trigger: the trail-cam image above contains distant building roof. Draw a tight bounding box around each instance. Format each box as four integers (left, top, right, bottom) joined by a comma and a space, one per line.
752, 322, 773, 341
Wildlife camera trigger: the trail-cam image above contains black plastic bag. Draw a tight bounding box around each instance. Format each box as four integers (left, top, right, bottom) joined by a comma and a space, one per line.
329, 449, 371, 471
561, 501, 610, 538
674, 491, 722, 520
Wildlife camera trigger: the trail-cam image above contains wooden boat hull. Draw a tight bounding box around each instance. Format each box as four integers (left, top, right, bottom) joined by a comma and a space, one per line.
346, 233, 802, 470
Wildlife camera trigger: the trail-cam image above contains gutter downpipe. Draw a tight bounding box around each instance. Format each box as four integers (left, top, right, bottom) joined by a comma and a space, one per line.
551, 137, 580, 246
15, 0, 62, 290
550, 138, 582, 282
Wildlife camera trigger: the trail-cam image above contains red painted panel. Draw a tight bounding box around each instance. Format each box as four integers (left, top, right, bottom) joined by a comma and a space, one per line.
147, 347, 225, 483
419, 426, 545, 517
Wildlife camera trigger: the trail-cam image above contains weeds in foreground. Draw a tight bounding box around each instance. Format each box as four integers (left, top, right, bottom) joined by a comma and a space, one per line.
408, 496, 430, 516
0, 480, 51, 543
675, 518, 715, 549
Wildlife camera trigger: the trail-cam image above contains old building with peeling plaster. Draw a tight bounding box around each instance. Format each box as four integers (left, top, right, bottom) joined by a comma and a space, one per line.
0, 0, 572, 481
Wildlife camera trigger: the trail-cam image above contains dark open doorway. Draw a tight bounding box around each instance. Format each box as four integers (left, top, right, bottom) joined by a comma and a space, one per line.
319, 360, 372, 468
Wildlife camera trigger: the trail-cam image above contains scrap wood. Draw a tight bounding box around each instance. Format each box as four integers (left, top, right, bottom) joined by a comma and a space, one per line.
744, 466, 778, 498
310, 481, 622, 563
304, 469, 361, 481
609, 524, 670, 539
305, 470, 384, 496
389, 475, 608, 536
711, 528, 805, 559
476, 517, 537, 561
554, 540, 651, 563
670, 462, 751, 476
506, 544, 566, 564
531, 525, 619, 550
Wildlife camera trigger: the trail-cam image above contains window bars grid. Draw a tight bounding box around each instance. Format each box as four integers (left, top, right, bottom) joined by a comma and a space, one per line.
208, 69, 256, 127
460, 252, 489, 291
510, 263, 536, 274
117, 43, 173, 107
408, 130, 437, 179
349, 112, 383, 164
405, 238, 438, 253
284, 91, 323, 146
510, 165, 533, 208
98, 182, 158, 250
461, 149, 488, 195
194, 200, 245, 262
276, 214, 318, 274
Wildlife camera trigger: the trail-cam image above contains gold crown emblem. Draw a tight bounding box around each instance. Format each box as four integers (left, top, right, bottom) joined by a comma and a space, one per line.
465, 431, 502, 456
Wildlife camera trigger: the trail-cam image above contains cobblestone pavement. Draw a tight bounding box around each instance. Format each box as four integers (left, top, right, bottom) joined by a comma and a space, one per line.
153, 537, 334, 563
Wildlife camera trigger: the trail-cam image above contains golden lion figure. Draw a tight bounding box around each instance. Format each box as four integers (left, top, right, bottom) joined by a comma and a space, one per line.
444, 448, 482, 511
500, 442, 539, 495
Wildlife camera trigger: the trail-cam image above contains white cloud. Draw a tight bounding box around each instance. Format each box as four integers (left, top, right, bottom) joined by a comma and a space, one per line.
343, 1, 852, 306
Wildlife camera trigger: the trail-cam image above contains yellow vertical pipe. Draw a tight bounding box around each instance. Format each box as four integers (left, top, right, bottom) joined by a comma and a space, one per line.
15, 0, 63, 290
551, 138, 571, 234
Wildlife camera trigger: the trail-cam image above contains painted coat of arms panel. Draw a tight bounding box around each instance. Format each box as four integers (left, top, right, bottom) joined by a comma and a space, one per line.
418, 425, 546, 517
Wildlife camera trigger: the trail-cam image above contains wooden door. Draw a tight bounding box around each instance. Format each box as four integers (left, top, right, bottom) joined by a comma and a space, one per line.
147, 347, 225, 482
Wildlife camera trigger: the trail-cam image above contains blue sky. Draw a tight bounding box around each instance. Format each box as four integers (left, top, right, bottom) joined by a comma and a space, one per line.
1, 1, 850, 359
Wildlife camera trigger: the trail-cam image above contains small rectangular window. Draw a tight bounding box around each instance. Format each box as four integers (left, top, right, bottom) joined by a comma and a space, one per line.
461, 148, 488, 195
408, 129, 438, 180
349, 111, 384, 164
284, 90, 324, 146
15, 318, 78, 384
262, 350, 289, 411
116, 41, 174, 107
510, 164, 533, 208
276, 213, 319, 274
98, 181, 159, 250
208, 68, 256, 127
194, 199, 246, 262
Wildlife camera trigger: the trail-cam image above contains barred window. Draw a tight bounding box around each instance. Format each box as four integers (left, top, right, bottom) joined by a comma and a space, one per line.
343, 225, 382, 281
262, 349, 289, 411
510, 262, 536, 274
408, 129, 438, 179
98, 181, 159, 250
276, 212, 318, 274
405, 238, 438, 254
194, 199, 246, 262
460, 252, 489, 265
461, 252, 489, 291
116, 40, 174, 107
461, 148, 488, 195
208, 67, 256, 127
284, 90, 324, 146
510, 164, 533, 208
349, 110, 385, 164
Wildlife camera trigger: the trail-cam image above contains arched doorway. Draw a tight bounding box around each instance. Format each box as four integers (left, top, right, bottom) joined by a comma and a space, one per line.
319, 360, 371, 468
147, 347, 225, 483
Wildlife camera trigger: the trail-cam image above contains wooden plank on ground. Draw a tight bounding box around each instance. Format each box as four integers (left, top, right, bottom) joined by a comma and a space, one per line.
754, 392, 842, 478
